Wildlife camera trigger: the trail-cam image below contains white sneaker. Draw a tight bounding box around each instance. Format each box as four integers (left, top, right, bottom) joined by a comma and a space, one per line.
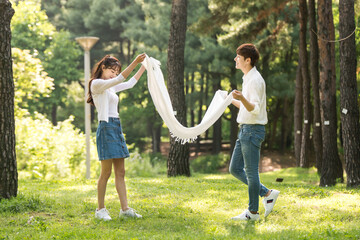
95, 208, 112, 221
120, 208, 142, 218
263, 189, 280, 217
231, 209, 260, 221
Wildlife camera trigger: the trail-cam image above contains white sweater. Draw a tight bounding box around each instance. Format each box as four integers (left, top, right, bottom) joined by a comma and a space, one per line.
236, 67, 268, 125
91, 74, 138, 122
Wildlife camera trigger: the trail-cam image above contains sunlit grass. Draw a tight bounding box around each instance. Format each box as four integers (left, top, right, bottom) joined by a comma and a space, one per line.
1, 168, 360, 239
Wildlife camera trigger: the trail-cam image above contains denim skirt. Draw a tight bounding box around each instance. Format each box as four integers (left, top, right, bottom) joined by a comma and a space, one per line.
96, 117, 130, 161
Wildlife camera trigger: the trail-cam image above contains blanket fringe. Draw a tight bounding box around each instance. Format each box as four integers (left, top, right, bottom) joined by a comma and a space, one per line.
170, 132, 198, 144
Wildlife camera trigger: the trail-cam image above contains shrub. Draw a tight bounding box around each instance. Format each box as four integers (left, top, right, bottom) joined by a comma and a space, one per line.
125, 150, 167, 177
190, 154, 229, 173
16, 112, 99, 180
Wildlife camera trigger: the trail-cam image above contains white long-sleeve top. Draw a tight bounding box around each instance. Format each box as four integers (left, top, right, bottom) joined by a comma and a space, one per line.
91, 74, 138, 122
236, 66, 268, 125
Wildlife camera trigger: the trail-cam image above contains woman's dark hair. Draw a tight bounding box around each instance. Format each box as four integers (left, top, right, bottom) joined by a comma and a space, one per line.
236, 43, 260, 67
87, 55, 121, 105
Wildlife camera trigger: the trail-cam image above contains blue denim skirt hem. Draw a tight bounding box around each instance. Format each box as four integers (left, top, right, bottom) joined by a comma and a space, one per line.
96, 117, 130, 161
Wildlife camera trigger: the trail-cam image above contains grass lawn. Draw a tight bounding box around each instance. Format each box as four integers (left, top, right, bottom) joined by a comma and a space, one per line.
1, 167, 359, 239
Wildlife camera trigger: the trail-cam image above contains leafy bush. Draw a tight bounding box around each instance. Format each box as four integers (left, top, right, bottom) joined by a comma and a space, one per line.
12, 47, 54, 112
15, 111, 167, 180
16, 113, 99, 180
125, 150, 167, 177
190, 154, 229, 173
12, 46, 99, 180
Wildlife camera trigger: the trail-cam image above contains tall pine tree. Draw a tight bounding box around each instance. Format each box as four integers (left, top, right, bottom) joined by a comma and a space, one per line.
308, 0, 323, 174
339, 0, 360, 187
0, 0, 17, 199
299, 0, 311, 168
318, 0, 343, 186
167, 0, 190, 177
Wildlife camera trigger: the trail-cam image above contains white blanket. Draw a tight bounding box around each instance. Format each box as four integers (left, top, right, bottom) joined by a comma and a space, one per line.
142, 55, 233, 144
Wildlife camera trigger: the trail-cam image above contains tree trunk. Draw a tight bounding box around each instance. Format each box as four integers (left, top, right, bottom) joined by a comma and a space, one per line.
339, 0, 360, 187
229, 80, 238, 155
196, 72, 205, 155
185, 73, 189, 96
269, 101, 281, 150
294, 65, 303, 166
190, 72, 195, 127
152, 124, 161, 153
212, 80, 222, 154
91, 105, 95, 123
0, 0, 17, 199
299, 0, 311, 168
51, 104, 57, 126
147, 113, 161, 153
308, 0, 323, 174
204, 71, 209, 140
167, 0, 189, 177
280, 97, 290, 152
127, 39, 131, 65
318, 0, 344, 186
119, 39, 125, 63
212, 118, 222, 154
281, 40, 295, 152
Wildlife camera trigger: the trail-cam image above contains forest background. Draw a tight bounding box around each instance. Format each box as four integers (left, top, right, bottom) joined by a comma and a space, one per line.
9, 0, 360, 181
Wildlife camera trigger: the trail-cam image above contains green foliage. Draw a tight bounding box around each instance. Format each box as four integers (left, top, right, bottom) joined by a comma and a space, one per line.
207, 0, 295, 49
41, 30, 82, 121
12, 48, 54, 112
43, 30, 82, 90
1, 169, 360, 239
56, 81, 86, 130
16, 113, 98, 180
126, 0, 171, 56
119, 75, 163, 148
55, 0, 145, 62
39, 0, 301, 150
12, 42, 96, 180
191, 154, 229, 173
12, 0, 83, 125
15, 0, 357, 154
120, 0, 236, 146
118, 0, 172, 147
126, 151, 167, 177
11, 0, 55, 55
58, 0, 92, 35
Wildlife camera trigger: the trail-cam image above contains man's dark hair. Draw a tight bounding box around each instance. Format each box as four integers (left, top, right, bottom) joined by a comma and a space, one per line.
236, 43, 260, 67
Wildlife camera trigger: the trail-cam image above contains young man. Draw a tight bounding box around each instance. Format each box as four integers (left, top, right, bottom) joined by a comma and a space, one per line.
229, 43, 279, 221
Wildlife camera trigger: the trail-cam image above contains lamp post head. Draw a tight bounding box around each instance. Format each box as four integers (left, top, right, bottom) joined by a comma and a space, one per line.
75, 36, 99, 51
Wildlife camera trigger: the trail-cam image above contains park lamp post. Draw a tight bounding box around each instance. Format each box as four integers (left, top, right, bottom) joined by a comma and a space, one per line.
75, 36, 99, 179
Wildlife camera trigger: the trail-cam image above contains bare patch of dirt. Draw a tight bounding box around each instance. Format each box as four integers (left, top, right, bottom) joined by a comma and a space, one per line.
259, 149, 296, 173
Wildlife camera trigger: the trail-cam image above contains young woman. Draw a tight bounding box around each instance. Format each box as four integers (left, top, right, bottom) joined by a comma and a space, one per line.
87, 53, 146, 221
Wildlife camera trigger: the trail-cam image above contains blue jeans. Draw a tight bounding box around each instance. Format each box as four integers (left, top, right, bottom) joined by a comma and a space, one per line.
229, 124, 269, 212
